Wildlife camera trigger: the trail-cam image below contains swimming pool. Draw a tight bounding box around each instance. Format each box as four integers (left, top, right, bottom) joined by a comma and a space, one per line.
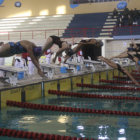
1, 85, 140, 140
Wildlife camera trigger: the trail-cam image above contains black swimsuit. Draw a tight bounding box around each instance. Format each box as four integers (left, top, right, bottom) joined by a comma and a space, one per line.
9, 42, 27, 54
116, 64, 126, 75
134, 51, 140, 59
67, 48, 74, 56
127, 53, 135, 61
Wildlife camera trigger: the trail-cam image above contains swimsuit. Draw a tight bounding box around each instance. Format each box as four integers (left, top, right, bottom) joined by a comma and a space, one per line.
33, 47, 42, 56
9, 42, 27, 54
127, 47, 135, 51
116, 64, 126, 75
67, 48, 74, 56
134, 51, 140, 59
127, 53, 134, 61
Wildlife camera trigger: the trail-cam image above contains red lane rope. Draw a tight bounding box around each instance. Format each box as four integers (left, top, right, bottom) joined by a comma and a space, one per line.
100, 79, 135, 85
76, 83, 140, 91
6, 100, 140, 117
114, 76, 140, 80
131, 73, 140, 77
0, 127, 95, 140
132, 70, 139, 73
48, 90, 140, 101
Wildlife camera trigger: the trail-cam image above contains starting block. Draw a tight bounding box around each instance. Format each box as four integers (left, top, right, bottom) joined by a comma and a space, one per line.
83, 59, 102, 71
112, 58, 130, 66
40, 63, 60, 79
65, 61, 83, 74
0, 65, 25, 86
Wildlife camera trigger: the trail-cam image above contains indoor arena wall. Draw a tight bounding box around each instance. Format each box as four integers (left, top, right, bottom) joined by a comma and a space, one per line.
0, 0, 139, 18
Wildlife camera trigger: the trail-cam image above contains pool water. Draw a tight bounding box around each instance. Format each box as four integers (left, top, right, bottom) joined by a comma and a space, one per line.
0, 87, 140, 140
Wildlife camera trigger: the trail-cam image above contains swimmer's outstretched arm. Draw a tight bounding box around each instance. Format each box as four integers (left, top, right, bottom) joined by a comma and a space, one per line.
26, 47, 44, 77
110, 51, 128, 59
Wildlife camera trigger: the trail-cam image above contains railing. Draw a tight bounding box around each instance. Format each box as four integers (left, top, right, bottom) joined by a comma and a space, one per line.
113, 25, 140, 36
0, 25, 140, 40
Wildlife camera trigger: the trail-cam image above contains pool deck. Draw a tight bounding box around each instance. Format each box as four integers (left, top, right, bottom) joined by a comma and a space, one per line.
0, 62, 135, 91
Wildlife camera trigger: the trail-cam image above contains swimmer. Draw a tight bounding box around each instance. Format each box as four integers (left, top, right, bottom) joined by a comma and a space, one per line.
110, 40, 140, 60
0, 40, 44, 77
98, 56, 140, 86
64, 38, 103, 63
42, 35, 71, 63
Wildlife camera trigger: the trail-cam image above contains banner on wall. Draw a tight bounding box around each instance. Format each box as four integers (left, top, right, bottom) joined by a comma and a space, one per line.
70, 4, 79, 8
117, 1, 127, 9
0, 0, 4, 5
0, 0, 22, 7
0, 0, 4, 7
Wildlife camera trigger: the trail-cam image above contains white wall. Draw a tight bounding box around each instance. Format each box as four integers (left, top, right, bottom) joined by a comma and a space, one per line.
104, 39, 140, 58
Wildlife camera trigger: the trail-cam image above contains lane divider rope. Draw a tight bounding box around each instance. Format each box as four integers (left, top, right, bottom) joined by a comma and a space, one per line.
76, 83, 140, 91
48, 90, 140, 101
100, 79, 135, 84
6, 100, 140, 117
0, 127, 95, 140
131, 73, 140, 77
114, 76, 140, 80
132, 70, 139, 73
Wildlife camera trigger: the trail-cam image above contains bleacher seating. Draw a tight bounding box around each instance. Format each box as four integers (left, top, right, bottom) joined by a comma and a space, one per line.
0, 15, 74, 41
0, 12, 140, 41
63, 13, 108, 38
113, 25, 140, 36
111, 9, 140, 38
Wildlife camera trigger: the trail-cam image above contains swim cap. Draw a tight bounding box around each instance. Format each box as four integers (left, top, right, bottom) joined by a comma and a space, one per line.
97, 40, 103, 47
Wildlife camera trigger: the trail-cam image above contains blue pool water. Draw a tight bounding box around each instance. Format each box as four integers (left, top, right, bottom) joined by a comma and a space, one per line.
0, 87, 140, 140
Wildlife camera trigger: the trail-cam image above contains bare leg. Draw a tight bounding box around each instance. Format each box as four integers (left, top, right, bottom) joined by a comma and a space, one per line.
110, 51, 128, 59
98, 56, 140, 86
0, 43, 12, 57
122, 67, 140, 86
98, 56, 118, 68
52, 45, 68, 63
41, 37, 53, 56
64, 55, 71, 63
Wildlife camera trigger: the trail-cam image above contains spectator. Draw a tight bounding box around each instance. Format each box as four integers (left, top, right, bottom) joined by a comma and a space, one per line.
128, 16, 133, 26
112, 8, 118, 18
